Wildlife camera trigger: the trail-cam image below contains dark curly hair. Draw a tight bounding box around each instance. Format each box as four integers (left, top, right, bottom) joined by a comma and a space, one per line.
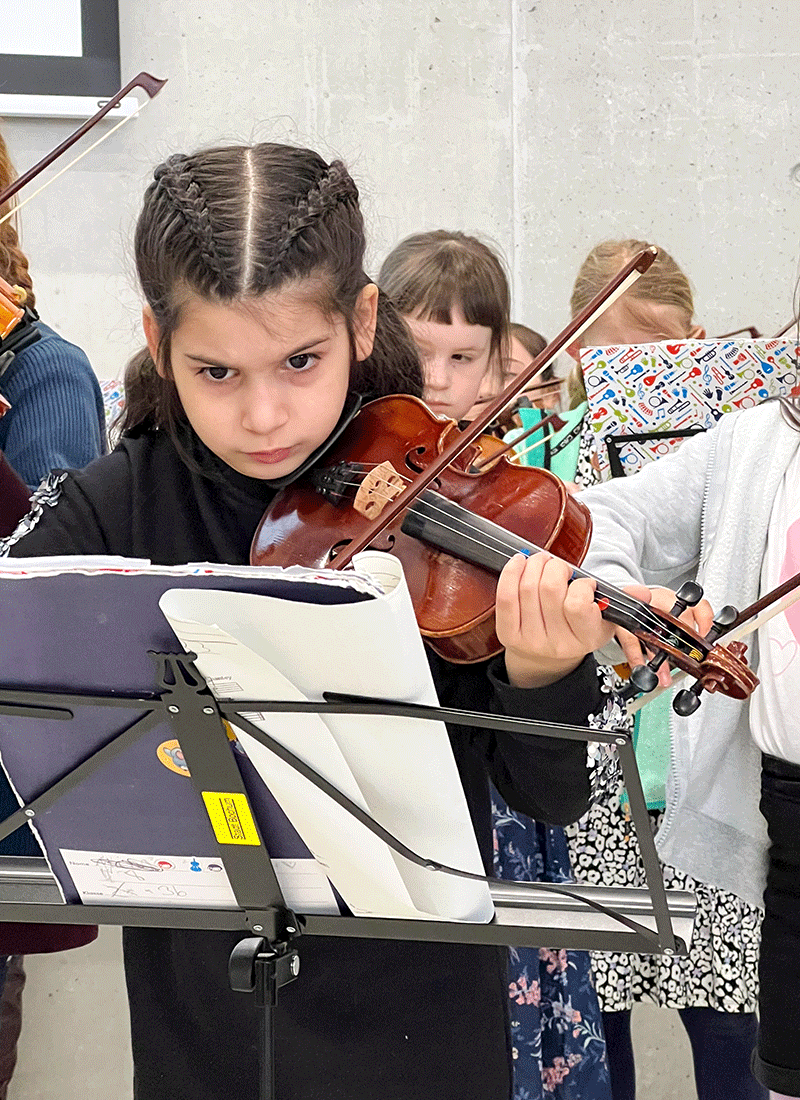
120, 143, 422, 436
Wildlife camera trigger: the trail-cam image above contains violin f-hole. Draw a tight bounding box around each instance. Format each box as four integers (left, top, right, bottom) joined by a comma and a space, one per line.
405, 446, 431, 473
327, 534, 396, 564
405, 448, 443, 493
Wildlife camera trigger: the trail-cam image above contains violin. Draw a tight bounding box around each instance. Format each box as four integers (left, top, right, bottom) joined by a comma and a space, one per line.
0, 275, 40, 406
250, 393, 758, 712
251, 246, 760, 712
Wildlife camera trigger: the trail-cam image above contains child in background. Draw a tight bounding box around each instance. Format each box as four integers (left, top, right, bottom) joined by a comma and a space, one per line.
2, 144, 611, 1100
464, 321, 561, 429
380, 230, 612, 1099
378, 230, 508, 423
564, 240, 765, 1100
578, 371, 800, 1100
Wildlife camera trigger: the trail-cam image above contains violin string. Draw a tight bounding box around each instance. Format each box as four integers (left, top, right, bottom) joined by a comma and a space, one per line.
324, 469, 655, 624
510, 430, 556, 464
321, 469, 673, 639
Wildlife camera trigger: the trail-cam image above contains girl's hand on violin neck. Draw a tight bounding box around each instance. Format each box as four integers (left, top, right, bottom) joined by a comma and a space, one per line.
497, 552, 616, 689
614, 585, 715, 688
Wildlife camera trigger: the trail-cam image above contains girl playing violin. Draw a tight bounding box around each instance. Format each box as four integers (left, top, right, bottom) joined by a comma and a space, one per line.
564, 240, 766, 1100
379, 228, 612, 1098
0, 142, 628, 1100
569, 269, 800, 1096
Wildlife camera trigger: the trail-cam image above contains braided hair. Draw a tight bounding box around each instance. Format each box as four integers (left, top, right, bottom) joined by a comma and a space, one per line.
121, 143, 422, 436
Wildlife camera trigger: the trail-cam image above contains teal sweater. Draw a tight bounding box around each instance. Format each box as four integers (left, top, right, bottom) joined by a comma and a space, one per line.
0, 322, 106, 489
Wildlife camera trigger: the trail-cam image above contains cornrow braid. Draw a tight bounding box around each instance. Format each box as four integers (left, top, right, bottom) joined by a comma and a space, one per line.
121, 142, 424, 439
273, 159, 359, 267
153, 154, 228, 290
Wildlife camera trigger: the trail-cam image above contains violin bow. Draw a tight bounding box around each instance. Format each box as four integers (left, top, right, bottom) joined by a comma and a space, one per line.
332, 246, 658, 569
0, 72, 166, 227
628, 569, 800, 714
773, 315, 800, 339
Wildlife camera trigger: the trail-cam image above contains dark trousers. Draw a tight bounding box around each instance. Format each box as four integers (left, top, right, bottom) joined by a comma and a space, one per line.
603, 1006, 766, 1100
752, 754, 800, 1096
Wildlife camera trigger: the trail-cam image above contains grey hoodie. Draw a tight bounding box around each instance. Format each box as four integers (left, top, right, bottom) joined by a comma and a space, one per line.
579, 401, 800, 908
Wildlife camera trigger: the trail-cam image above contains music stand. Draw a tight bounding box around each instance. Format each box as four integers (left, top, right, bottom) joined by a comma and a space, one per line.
0, 651, 696, 1099
605, 427, 706, 479
0, 565, 695, 1100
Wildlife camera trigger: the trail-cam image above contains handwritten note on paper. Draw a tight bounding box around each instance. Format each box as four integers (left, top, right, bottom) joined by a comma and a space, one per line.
59, 849, 339, 913
59, 850, 238, 907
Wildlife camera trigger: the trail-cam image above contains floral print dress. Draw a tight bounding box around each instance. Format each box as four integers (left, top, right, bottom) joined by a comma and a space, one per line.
492, 667, 620, 1099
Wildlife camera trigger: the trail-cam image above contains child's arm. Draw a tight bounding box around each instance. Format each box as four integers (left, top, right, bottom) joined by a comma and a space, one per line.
578, 426, 716, 590
577, 427, 720, 673
475, 551, 639, 826
496, 551, 620, 689
1, 451, 131, 559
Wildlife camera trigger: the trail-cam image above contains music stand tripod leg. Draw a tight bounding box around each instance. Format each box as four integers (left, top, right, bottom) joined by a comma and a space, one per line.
229, 936, 300, 1100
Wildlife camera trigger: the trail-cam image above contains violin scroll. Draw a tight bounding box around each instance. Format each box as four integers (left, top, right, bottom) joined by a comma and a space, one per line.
0, 276, 40, 384
623, 588, 758, 714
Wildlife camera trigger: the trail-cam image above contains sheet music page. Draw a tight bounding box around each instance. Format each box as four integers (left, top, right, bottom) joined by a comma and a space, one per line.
159, 552, 493, 923
0, 558, 385, 913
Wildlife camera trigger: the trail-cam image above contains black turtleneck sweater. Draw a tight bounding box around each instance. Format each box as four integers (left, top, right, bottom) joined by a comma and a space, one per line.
5, 425, 599, 1100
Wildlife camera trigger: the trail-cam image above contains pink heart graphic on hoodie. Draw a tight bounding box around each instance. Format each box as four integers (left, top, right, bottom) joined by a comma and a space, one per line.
770, 636, 799, 677
780, 516, 800, 644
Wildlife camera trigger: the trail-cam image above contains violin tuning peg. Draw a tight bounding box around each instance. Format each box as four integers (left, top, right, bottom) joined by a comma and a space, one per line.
705, 604, 738, 643
673, 685, 703, 716
671, 581, 704, 616
627, 664, 660, 695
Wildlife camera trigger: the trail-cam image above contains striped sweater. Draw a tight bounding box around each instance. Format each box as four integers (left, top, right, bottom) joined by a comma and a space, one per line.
0, 321, 106, 489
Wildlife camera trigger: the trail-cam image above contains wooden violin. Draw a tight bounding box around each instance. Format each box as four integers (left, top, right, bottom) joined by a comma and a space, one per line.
0, 276, 40, 409
250, 246, 759, 711
251, 394, 758, 710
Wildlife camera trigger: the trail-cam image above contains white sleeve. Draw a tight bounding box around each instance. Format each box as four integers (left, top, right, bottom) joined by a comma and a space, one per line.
578, 426, 717, 589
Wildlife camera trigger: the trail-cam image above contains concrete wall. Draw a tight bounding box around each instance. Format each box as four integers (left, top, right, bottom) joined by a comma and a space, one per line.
3, 0, 800, 379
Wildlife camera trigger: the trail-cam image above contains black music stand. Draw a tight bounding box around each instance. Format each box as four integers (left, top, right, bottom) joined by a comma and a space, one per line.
0, 649, 695, 1100
605, 427, 706, 478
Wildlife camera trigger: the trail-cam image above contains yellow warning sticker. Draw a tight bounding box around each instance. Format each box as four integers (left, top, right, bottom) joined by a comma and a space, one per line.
202, 792, 261, 846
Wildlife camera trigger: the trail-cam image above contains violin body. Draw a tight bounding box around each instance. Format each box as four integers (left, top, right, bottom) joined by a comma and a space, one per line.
251, 395, 593, 662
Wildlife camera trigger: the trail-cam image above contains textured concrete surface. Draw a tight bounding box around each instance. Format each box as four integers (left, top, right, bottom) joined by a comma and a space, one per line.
3, 1, 799, 378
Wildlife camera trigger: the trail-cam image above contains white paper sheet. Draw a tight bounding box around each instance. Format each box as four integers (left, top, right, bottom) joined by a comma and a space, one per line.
58, 849, 339, 912
159, 553, 493, 923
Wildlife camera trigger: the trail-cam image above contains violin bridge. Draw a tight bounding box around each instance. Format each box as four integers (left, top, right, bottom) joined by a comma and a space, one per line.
353, 461, 406, 520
